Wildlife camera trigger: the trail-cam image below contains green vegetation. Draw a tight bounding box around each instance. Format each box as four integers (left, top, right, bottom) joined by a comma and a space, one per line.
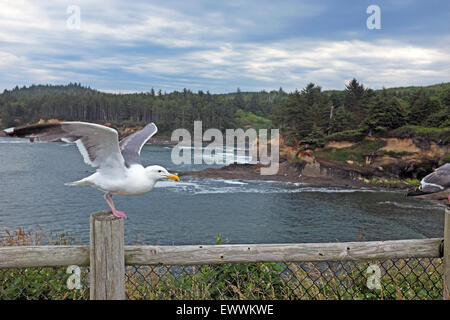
375, 150, 416, 157
274, 79, 450, 147
234, 109, 271, 131
387, 125, 450, 144
0, 228, 88, 300
0, 267, 89, 300
0, 228, 443, 300
0, 84, 284, 134
1, 81, 449, 145
326, 129, 366, 142
357, 177, 421, 187
300, 124, 327, 149
314, 139, 386, 165
126, 259, 442, 300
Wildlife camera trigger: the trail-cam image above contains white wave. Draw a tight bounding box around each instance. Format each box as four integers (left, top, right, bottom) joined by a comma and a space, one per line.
153, 176, 382, 195
194, 187, 262, 194
299, 187, 377, 193
194, 153, 253, 165
223, 180, 247, 185
192, 186, 377, 195
221, 179, 248, 185
251, 180, 307, 186
154, 180, 201, 188
0, 140, 30, 144
1, 136, 55, 144
0, 140, 50, 144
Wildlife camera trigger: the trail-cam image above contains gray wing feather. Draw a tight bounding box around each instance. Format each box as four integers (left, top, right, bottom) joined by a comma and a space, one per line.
419, 163, 450, 193
119, 123, 158, 166
3, 121, 126, 172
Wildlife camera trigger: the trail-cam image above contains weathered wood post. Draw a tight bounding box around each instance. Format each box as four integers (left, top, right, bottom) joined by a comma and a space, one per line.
90, 211, 125, 300
444, 206, 450, 300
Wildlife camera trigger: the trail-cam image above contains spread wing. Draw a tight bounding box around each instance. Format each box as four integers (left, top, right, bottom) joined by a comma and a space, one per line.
119, 123, 158, 167
419, 163, 450, 194
3, 121, 126, 173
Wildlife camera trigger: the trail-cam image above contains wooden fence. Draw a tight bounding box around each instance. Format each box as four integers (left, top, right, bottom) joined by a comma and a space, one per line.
1, 208, 449, 300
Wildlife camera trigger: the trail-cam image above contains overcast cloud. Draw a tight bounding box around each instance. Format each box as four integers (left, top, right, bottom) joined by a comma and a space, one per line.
0, 0, 449, 92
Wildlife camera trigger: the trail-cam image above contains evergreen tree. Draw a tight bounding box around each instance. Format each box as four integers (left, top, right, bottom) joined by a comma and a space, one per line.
363, 90, 406, 135
300, 124, 326, 149
343, 78, 371, 126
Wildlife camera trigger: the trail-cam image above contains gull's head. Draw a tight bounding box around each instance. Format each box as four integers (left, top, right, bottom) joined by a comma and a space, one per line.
145, 165, 180, 182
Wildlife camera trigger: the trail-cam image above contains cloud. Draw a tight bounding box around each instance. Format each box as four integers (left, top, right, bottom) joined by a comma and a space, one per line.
0, 0, 448, 92
118, 39, 450, 90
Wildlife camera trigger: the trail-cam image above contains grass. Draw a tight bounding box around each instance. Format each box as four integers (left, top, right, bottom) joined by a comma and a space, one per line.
357, 176, 421, 187
375, 150, 417, 157
388, 125, 450, 144
326, 129, 367, 142
0, 228, 88, 300
125, 259, 442, 300
0, 228, 444, 300
314, 139, 387, 165
234, 109, 271, 131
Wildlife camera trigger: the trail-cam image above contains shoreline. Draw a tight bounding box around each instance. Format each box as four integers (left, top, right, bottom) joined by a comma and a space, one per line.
178, 162, 390, 189
178, 162, 449, 206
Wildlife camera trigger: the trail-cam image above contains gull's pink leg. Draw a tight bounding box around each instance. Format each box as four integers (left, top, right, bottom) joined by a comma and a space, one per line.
108, 194, 128, 219
104, 193, 128, 219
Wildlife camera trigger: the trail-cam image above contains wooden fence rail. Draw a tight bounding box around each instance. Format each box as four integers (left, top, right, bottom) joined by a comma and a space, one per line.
0, 238, 443, 269
0, 208, 449, 299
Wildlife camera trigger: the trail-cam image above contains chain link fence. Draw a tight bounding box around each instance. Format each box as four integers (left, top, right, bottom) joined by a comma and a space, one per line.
0, 258, 443, 300
0, 266, 90, 300
124, 258, 443, 300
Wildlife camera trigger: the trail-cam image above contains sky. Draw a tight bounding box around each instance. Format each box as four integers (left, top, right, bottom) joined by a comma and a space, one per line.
0, 0, 449, 93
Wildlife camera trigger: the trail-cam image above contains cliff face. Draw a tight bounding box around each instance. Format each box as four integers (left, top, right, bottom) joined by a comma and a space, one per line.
281, 137, 449, 180
380, 138, 449, 158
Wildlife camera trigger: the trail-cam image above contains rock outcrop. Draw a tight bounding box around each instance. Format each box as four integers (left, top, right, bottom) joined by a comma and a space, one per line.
282, 137, 449, 181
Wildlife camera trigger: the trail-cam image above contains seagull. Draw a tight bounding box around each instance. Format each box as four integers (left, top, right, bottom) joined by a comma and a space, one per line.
3, 121, 180, 219
407, 163, 450, 203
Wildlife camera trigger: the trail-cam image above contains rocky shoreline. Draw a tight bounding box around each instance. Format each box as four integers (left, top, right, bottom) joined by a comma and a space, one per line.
178, 160, 449, 206
178, 161, 389, 188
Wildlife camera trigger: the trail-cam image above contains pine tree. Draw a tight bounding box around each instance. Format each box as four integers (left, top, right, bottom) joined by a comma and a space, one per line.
363, 90, 406, 135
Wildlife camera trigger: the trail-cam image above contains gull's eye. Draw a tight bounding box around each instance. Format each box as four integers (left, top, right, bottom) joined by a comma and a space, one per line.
158, 170, 162, 173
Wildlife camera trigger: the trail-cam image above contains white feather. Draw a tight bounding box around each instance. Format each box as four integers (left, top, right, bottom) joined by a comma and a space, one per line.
75, 139, 95, 166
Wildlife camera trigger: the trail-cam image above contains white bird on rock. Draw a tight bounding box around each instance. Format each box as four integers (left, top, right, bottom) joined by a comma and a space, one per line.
3, 121, 180, 219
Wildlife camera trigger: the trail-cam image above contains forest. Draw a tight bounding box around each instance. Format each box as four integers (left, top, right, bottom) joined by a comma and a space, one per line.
0, 80, 449, 146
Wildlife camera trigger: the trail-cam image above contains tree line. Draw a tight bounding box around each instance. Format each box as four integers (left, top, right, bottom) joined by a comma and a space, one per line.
0, 84, 286, 135
273, 79, 450, 147
0, 80, 449, 144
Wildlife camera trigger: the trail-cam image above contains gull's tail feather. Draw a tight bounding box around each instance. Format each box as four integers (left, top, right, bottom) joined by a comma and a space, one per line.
65, 179, 92, 186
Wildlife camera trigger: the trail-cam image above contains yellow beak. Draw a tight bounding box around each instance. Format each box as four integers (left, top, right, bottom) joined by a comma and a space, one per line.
165, 173, 180, 182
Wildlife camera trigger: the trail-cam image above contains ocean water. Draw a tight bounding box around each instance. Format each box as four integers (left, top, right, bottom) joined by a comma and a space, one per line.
0, 137, 445, 245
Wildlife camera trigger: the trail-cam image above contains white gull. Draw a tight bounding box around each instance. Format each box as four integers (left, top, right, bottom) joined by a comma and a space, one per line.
3, 121, 180, 219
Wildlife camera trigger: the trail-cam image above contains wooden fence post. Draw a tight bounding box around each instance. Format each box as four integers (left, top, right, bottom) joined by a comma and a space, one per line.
90, 211, 125, 300
444, 207, 450, 300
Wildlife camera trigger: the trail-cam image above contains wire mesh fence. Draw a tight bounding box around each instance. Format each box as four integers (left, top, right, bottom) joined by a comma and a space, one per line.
0, 266, 90, 300
0, 258, 443, 300
124, 258, 443, 300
